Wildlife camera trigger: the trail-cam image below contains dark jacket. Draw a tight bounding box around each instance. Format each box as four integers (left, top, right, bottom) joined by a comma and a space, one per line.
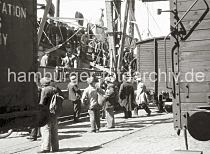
67, 83, 81, 101
104, 83, 117, 109
119, 81, 135, 111
39, 85, 57, 108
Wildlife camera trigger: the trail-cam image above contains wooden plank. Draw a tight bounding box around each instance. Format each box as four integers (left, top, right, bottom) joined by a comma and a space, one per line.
180, 39, 210, 51
177, 0, 210, 12
180, 29, 210, 41
179, 71, 210, 82
180, 61, 210, 68
180, 92, 210, 103
180, 82, 210, 93
183, 19, 210, 31
180, 50, 210, 62
180, 66, 210, 72
181, 102, 210, 111
180, 67, 210, 75
178, 9, 210, 22
180, 64, 210, 73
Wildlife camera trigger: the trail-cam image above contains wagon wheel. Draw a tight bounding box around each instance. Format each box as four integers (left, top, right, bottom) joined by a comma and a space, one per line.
0, 129, 13, 139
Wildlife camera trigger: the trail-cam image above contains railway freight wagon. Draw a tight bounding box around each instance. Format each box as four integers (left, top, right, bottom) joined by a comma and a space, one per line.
0, 0, 49, 132
169, 0, 210, 144
136, 37, 172, 111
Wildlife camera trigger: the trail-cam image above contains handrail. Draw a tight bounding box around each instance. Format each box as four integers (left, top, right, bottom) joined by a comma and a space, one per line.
164, 0, 205, 90
181, 0, 209, 40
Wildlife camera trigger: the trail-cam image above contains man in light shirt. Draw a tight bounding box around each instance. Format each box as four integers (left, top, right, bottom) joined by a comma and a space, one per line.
40, 53, 49, 67
67, 75, 81, 122
81, 76, 100, 132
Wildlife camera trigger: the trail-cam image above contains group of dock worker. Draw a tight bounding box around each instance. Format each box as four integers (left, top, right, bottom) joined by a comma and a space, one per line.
34, 71, 151, 153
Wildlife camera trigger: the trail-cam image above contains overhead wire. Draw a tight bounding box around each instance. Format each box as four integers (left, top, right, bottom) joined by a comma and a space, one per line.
143, 2, 163, 35
146, 3, 150, 37
44, 27, 82, 54
37, 21, 55, 46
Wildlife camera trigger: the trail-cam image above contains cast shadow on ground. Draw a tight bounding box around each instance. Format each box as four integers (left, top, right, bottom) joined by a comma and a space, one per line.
59, 130, 87, 134
59, 134, 81, 140
99, 128, 133, 133
115, 112, 166, 119
7, 133, 29, 139
115, 121, 146, 128
57, 145, 102, 152
59, 123, 90, 129
140, 118, 173, 125
115, 116, 172, 128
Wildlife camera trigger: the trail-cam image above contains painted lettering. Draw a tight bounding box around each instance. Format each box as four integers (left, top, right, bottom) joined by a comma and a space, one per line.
0, 32, 8, 46
0, 1, 27, 19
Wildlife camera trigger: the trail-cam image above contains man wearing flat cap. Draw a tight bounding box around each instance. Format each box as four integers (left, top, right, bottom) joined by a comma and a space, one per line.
38, 77, 60, 153
119, 73, 135, 118
135, 79, 151, 116
67, 75, 81, 122
81, 76, 100, 132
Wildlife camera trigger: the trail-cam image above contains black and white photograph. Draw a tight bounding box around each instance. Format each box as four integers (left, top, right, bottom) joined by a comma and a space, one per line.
0, 0, 210, 153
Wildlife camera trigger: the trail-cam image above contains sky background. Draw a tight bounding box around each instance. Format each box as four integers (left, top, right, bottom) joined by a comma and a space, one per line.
38, 0, 170, 40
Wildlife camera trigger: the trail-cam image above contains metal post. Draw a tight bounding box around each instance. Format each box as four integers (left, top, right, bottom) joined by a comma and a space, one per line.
56, 0, 60, 17
117, 0, 130, 72
184, 128, 189, 150
154, 39, 158, 103
105, 0, 116, 71
38, 0, 52, 46
129, 0, 135, 37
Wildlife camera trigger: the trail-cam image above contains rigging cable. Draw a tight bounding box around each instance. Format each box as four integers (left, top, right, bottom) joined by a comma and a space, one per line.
143, 2, 163, 35
37, 21, 55, 46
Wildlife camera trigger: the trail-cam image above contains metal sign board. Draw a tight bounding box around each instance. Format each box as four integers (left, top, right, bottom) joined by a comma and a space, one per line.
0, 0, 37, 107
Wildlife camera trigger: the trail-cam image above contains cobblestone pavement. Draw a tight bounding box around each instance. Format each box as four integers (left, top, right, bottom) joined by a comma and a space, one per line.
0, 109, 209, 154
84, 122, 210, 154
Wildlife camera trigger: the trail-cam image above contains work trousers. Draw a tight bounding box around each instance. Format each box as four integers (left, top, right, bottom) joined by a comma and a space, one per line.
30, 127, 40, 139
73, 100, 81, 121
105, 107, 115, 128
122, 107, 132, 118
124, 110, 132, 118
88, 108, 100, 131
40, 115, 59, 151
101, 108, 106, 119
134, 103, 151, 115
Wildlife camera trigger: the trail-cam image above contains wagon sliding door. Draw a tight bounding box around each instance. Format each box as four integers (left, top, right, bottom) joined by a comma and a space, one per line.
171, 0, 210, 131
136, 37, 171, 97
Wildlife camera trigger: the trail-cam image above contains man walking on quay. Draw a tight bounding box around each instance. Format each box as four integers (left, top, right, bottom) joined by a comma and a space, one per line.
81, 76, 100, 133
27, 80, 42, 141
67, 75, 82, 122
104, 81, 117, 128
135, 78, 151, 116
119, 74, 135, 118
